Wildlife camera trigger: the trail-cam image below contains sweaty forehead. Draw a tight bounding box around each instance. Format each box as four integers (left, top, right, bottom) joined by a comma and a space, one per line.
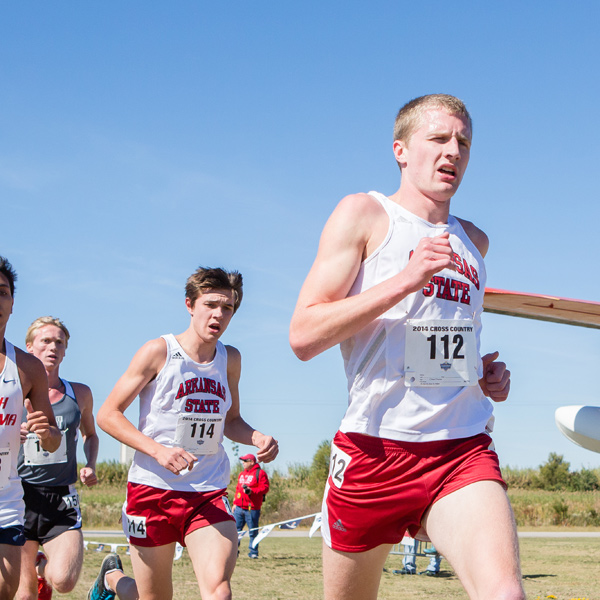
35, 324, 66, 341
420, 108, 472, 138
200, 289, 235, 304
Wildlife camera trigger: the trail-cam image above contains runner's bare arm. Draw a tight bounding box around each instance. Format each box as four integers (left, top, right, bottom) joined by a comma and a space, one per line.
223, 346, 278, 464
97, 338, 197, 474
18, 350, 61, 451
73, 382, 99, 486
290, 193, 456, 360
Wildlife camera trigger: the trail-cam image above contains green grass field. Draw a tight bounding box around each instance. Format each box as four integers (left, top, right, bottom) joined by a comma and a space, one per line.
64, 534, 600, 599
72, 469, 600, 598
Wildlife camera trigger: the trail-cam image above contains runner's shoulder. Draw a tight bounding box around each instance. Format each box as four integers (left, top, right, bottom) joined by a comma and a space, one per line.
15, 347, 45, 378
336, 192, 386, 221
129, 337, 169, 377
225, 345, 241, 367
456, 217, 489, 257
70, 381, 93, 401
328, 193, 387, 244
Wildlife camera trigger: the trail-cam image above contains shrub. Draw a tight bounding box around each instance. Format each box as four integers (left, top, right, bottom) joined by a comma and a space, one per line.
288, 462, 311, 486
503, 455, 600, 492
538, 453, 571, 490
552, 499, 570, 525
503, 465, 539, 489
570, 468, 600, 492
307, 440, 331, 495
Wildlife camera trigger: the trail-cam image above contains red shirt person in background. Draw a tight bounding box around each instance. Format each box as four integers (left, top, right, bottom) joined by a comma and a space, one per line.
233, 454, 270, 558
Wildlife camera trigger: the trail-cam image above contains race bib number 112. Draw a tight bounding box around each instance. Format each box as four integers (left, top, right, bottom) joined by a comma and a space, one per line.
404, 319, 479, 387
329, 443, 351, 489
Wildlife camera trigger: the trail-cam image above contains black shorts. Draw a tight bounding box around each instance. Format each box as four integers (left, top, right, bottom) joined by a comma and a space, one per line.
0, 526, 26, 546
22, 481, 82, 545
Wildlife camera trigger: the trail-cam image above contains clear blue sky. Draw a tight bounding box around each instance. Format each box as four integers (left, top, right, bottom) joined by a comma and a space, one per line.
2, 1, 599, 473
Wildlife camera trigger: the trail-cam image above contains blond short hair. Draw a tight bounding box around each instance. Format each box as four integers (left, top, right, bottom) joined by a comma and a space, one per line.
26, 316, 70, 348
393, 93, 472, 144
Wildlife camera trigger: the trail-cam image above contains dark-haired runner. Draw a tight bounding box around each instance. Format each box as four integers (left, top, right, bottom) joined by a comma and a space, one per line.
95, 267, 278, 600
0, 257, 60, 599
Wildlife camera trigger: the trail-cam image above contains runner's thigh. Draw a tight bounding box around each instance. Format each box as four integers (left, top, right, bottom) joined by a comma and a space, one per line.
322, 541, 392, 600
129, 543, 176, 600
185, 521, 238, 599
423, 480, 524, 600
43, 529, 84, 589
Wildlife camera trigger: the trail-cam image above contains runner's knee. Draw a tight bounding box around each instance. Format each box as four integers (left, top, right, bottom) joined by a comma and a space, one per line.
0, 581, 20, 600
208, 581, 232, 600
15, 574, 38, 600
500, 582, 526, 600
478, 579, 525, 600
48, 570, 78, 593
197, 567, 233, 600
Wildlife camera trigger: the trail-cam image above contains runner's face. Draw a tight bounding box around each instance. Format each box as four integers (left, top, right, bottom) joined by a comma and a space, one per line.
396, 108, 471, 203
0, 274, 14, 332
27, 324, 67, 372
187, 289, 235, 342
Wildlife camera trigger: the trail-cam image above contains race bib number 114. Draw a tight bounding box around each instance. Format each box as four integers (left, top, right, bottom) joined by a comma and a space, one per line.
124, 513, 147, 538
174, 414, 223, 455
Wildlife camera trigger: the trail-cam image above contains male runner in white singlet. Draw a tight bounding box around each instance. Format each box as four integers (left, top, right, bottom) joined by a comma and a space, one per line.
95, 267, 278, 600
0, 257, 61, 600
17, 317, 99, 600
290, 95, 524, 600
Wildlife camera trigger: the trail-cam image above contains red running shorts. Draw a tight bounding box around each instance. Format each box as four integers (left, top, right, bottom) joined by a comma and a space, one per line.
124, 482, 234, 547
322, 430, 505, 552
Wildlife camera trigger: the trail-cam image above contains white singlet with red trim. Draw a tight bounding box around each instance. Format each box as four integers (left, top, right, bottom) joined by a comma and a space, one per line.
128, 334, 232, 492
339, 191, 493, 442
0, 340, 26, 527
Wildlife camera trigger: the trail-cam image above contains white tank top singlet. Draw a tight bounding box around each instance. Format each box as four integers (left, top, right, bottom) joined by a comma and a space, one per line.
0, 341, 25, 520
128, 335, 232, 492
339, 192, 493, 442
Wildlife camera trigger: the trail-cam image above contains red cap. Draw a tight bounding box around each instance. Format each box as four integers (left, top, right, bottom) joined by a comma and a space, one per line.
240, 454, 257, 462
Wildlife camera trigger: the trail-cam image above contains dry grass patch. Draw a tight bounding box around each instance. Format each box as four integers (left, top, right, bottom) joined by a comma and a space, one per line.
509, 489, 600, 527
53, 534, 600, 599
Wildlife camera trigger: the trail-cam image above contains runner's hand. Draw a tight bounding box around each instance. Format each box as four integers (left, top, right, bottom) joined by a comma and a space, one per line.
24, 398, 52, 440
155, 445, 197, 475
479, 351, 511, 402
253, 434, 279, 464
80, 466, 98, 487
401, 233, 456, 294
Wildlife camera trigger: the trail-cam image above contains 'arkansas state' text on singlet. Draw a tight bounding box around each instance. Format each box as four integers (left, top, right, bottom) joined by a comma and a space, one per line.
128, 334, 232, 492
339, 192, 493, 442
